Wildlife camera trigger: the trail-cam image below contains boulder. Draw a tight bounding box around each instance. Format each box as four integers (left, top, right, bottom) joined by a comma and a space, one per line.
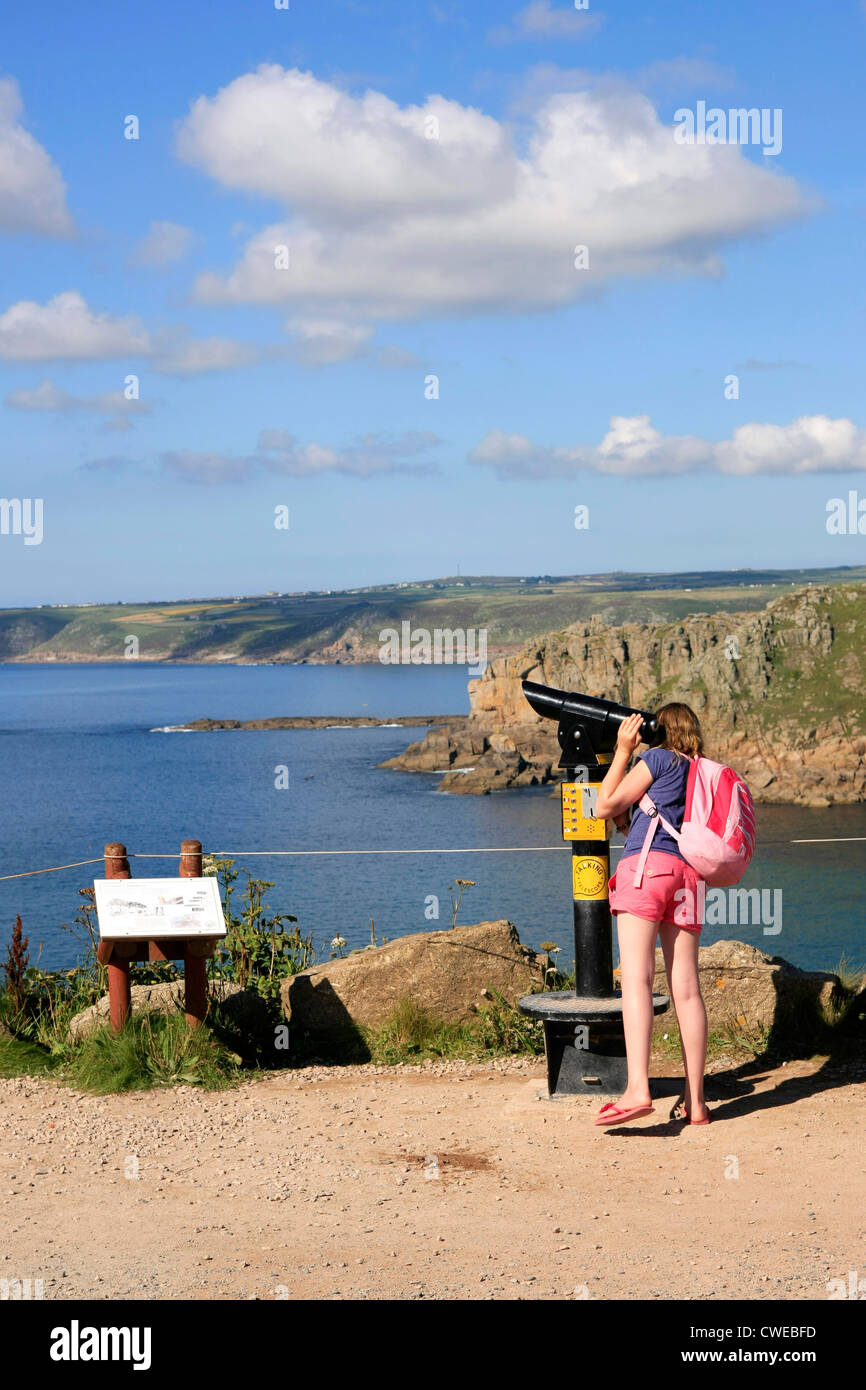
67, 979, 272, 1042
651, 939, 843, 1038
281, 920, 543, 1034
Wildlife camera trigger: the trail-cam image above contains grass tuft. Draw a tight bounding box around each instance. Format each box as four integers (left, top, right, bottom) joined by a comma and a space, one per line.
63, 1014, 240, 1094
0, 1033, 60, 1078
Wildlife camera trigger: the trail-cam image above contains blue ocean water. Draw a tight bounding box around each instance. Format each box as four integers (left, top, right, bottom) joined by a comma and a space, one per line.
0, 662, 863, 977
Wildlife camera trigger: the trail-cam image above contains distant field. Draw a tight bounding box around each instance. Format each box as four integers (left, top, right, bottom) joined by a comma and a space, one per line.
2, 566, 865, 663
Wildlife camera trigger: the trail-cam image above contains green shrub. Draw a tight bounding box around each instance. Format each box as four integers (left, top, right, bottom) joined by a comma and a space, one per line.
64, 1013, 239, 1094
472, 988, 545, 1055
208, 857, 313, 1003
362, 996, 479, 1064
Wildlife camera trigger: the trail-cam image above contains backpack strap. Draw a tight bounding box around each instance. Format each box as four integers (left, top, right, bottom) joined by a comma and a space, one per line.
631, 794, 657, 887
631, 793, 681, 887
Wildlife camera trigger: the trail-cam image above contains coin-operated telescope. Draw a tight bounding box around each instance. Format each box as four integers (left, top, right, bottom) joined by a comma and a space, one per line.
522, 680, 658, 773
517, 680, 669, 1097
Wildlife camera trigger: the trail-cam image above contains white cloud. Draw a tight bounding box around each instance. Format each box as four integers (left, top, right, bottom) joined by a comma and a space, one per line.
636, 57, 735, 91
489, 2, 602, 43
714, 417, 866, 476
177, 66, 511, 220
278, 319, 422, 368
176, 67, 809, 345
129, 220, 194, 267
257, 427, 441, 476
374, 343, 422, 369
283, 318, 374, 366
0, 292, 265, 373
4, 378, 151, 424
0, 78, 75, 237
470, 414, 866, 477
152, 335, 258, 374
0, 291, 150, 361
162, 429, 442, 484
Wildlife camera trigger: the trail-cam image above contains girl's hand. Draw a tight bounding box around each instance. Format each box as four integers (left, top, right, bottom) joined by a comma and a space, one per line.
613, 812, 631, 834
616, 712, 644, 756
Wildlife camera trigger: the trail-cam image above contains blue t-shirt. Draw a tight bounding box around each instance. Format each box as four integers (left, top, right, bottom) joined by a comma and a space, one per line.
621, 746, 690, 862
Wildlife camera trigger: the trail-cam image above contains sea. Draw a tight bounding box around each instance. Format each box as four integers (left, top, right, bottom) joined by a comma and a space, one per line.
0, 662, 863, 977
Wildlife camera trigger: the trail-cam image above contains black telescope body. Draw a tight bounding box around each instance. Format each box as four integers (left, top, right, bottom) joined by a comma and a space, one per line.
522, 680, 658, 771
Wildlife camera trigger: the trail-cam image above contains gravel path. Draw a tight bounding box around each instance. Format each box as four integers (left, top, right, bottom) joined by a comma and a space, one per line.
1, 1052, 863, 1301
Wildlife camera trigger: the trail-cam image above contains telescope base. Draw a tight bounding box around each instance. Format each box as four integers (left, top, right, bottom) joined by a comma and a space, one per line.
518, 991, 670, 1098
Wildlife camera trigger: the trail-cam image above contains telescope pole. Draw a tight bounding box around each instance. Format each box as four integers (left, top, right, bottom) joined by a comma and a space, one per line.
563, 763, 614, 998
571, 833, 612, 997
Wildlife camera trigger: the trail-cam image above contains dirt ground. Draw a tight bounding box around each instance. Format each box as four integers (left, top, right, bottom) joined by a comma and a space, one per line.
1, 1049, 863, 1302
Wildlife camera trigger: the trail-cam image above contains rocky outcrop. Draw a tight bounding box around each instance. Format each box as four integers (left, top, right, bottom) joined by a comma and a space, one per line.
281, 920, 544, 1034
175, 715, 453, 732
651, 939, 844, 1038
379, 585, 866, 804
67, 979, 271, 1041
278, 919, 844, 1044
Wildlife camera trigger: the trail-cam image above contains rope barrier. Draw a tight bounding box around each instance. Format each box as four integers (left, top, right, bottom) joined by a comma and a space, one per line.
0, 836, 864, 882
0, 857, 106, 881
789, 836, 866, 844
208, 846, 570, 857
0, 853, 183, 882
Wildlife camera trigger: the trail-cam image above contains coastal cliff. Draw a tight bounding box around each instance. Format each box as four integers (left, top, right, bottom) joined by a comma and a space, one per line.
379, 585, 866, 806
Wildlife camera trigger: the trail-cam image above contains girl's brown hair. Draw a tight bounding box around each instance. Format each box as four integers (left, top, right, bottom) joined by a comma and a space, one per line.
654, 702, 704, 760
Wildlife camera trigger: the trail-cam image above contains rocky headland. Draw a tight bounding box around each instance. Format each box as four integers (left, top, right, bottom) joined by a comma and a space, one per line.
379, 585, 866, 807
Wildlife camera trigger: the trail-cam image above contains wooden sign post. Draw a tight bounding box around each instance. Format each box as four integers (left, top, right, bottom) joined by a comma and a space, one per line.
101, 841, 133, 1033
95, 839, 225, 1034
179, 839, 208, 1029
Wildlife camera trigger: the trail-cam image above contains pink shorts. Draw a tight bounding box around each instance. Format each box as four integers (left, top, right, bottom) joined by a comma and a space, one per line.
608, 851, 704, 932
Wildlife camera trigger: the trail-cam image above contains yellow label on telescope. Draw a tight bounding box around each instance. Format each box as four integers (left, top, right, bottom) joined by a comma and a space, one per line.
561, 782, 612, 841
572, 856, 609, 901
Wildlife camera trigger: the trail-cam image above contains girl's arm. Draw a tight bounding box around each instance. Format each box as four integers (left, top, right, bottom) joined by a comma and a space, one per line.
595, 712, 653, 820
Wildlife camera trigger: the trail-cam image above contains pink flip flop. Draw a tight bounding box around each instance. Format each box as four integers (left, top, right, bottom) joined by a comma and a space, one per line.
594, 1101, 655, 1126
671, 1098, 712, 1125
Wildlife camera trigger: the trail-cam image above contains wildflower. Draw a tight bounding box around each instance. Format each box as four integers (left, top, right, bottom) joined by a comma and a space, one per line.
539, 941, 562, 992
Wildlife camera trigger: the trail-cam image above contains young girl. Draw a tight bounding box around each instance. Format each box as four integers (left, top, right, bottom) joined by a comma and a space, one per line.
593, 703, 710, 1127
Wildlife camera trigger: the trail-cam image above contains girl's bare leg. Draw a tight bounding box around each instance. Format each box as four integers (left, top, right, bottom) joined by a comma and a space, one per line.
659, 921, 708, 1119
614, 912, 659, 1108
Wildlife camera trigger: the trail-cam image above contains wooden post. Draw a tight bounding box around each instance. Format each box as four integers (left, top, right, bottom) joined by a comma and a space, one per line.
180, 839, 207, 1027
104, 842, 132, 1033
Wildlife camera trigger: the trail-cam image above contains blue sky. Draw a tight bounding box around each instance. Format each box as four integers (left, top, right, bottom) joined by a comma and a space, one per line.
1, 0, 865, 605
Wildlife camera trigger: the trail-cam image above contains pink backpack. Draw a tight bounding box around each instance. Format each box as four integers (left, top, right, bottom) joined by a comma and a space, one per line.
632, 756, 756, 888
